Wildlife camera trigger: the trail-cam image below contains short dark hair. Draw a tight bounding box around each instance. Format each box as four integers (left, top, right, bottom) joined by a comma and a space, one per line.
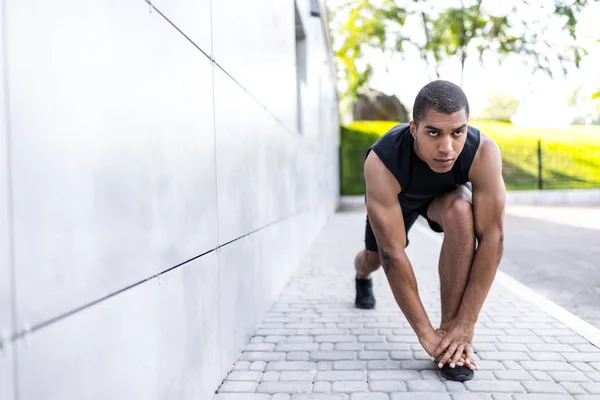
412, 80, 470, 126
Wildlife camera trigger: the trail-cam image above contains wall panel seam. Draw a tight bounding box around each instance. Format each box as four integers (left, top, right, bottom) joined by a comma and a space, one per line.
1, 0, 19, 397
7, 207, 311, 343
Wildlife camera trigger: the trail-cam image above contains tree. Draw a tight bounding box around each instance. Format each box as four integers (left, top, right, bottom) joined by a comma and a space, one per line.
330, 0, 595, 106
481, 93, 520, 122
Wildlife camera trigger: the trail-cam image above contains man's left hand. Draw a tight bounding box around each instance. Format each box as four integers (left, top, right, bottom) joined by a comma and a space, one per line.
430, 319, 478, 370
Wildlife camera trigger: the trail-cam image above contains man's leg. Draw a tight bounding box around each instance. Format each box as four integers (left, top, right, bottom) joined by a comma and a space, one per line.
354, 215, 381, 309
426, 185, 476, 326
425, 185, 477, 381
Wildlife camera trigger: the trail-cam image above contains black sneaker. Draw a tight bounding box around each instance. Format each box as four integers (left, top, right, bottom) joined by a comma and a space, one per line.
440, 364, 475, 382
355, 277, 375, 309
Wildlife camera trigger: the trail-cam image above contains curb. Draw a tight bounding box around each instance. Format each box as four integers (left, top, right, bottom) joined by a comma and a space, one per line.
414, 223, 600, 348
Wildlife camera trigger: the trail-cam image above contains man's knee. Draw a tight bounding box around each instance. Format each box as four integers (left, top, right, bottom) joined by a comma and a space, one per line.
441, 196, 473, 228
356, 249, 380, 270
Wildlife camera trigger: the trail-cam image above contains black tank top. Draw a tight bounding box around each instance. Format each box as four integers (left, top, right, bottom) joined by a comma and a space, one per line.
367, 123, 480, 211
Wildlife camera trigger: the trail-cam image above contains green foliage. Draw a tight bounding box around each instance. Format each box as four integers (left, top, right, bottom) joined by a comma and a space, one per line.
339, 120, 600, 195
330, 0, 594, 102
331, 0, 407, 104
481, 93, 520, 123
339, 121, 399, 195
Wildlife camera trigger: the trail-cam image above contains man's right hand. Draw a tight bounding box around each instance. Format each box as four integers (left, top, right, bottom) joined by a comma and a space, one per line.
419, 330, 477, 371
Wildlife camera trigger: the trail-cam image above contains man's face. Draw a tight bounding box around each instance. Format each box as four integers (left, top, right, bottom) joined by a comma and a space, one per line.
409, 108, 469, 173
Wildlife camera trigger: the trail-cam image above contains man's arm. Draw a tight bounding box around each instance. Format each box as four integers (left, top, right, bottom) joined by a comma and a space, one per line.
432, 137, 506, 365
364, 151, 438, 343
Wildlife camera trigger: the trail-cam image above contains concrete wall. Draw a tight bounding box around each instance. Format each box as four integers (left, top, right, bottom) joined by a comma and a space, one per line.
0, 0, 339, 399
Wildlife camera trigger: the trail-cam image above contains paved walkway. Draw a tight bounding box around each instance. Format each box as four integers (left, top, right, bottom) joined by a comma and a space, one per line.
213, 211, 600, 400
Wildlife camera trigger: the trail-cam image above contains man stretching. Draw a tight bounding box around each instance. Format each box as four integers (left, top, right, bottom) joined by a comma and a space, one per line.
354, 80, 506, 381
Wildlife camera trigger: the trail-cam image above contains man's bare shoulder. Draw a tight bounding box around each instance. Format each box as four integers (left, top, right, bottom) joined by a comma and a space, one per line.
365, 150, 401, 195
470, 133, 502, 174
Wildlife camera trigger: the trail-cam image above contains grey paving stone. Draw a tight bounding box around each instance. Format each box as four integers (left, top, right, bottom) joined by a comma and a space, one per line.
512, 395, 574, 400
315, 336, 356, 343
520, 362, 577, 371
591, 362, 600, 372
527, 344, 577, 353
573, 344, 600, 353
368, 370, 421, 380
521, 381, 567, 394
389, 351, 413, 360
420, 370, 443, 380
557, 336, 589, 345
314, 382, 332, 393
560, 382, 587, 395
464, 380, 526, 393
398, 360, 439, 370
366, 360, 401, 370
495, 343, 529, 352
390, 394, 450, 400
266, 361, 316, 371
444, 381, 467, 393
366, 343, 411, 351
251, 361, 267, 371
219, 381, 260, 392
213, 395, 270, 400
407, 380, 446, 392
571, 362, 596, 372
336, 343, 365, 351
280, 371, 316, 381
322, 343, 336, 351
493, 370, 533, 380
472, 343, 498, 352
315, 371, 367, 381
580, 383, 600, 393
286, 337, 314, 343
288, 351, 311, 361
359, 351, 389, 360
586, 372, 600, 381
358, 335, 385, 343
310, 352, 356, 361
277, 343, 320, 352
251, 336, 266, 343
497, 336, 544, 344
532, 329, 575, 337
332, 381, 369, 393
574, 396, 600, 400
502, 361, 525, 370
264, 335, 287, 344
450, 395, 492, 400
256, 382, 313, 394
563, 353, 600, 363
267, 394, 291, 400
528, 352, 566, 362
291, 395, 348, 400
530, 371, 554, 381
233, 361, 251, 370
350, 393, 389, 400
241, 352, 287, 362
547, 371, 591, 382
227, 371, 263, 381
471, 371, 496, 381
318, 362, 333, 371
474, 361, 506, 370
333, 361, 367, 370
478, 352, 530, 361
311, 329, 350, 335
368, 380, 407, 392
541, 337, 561, 344
261, 371, 280, 381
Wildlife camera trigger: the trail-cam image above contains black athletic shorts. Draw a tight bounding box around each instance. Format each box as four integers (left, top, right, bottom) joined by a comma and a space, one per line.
364, 182, 472, 252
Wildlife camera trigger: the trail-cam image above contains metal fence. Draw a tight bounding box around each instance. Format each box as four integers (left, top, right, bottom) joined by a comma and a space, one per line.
499, 138, 600, 191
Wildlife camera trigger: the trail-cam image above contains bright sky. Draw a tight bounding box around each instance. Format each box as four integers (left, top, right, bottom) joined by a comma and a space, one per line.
327, 0, 600, 127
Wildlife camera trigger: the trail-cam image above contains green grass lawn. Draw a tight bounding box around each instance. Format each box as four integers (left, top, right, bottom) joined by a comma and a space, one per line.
340, 120, 600, 194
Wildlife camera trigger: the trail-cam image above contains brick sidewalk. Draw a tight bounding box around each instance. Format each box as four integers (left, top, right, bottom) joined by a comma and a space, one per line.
213, 211, 600, 400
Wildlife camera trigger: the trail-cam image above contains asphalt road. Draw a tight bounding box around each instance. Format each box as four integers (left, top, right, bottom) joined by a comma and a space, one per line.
500, 205, 600, 329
